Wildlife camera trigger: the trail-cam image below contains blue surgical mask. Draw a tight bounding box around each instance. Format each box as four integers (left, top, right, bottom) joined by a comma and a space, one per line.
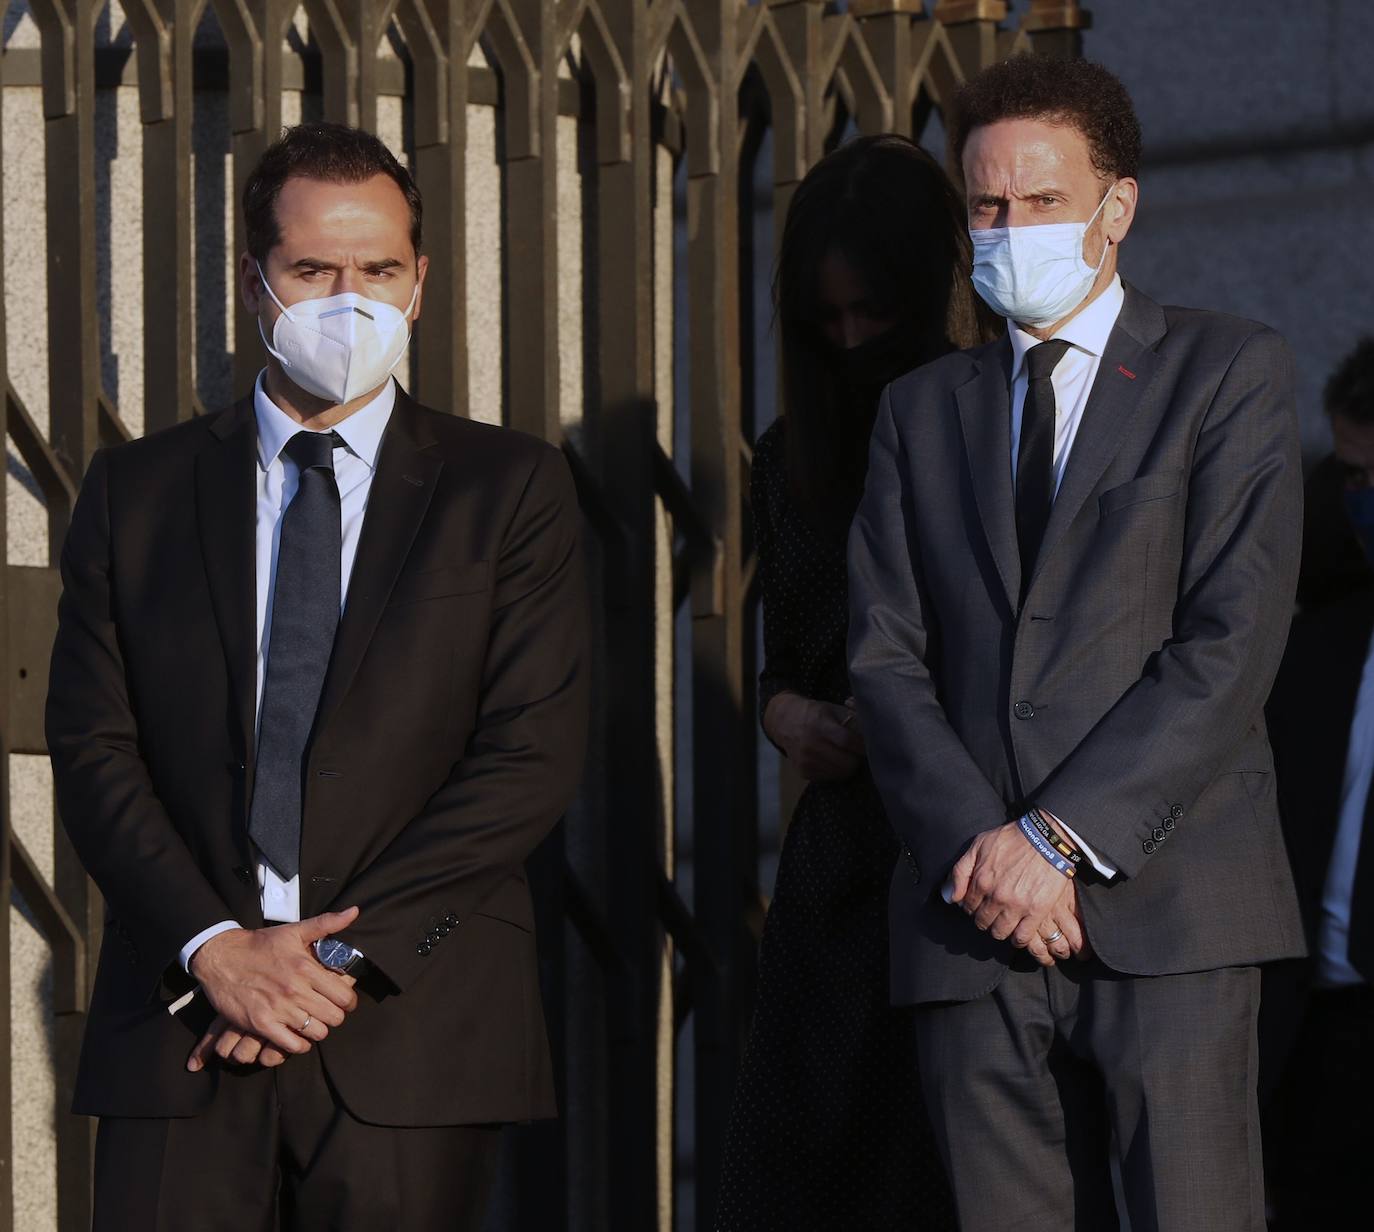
1343, 486, 1374, 564
969, 185, 1116, 328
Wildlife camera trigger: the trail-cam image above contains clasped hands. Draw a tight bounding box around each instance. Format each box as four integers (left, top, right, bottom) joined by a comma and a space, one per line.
765, 691, 865, 782
185, 906, 361, 1073
948, 823, 1092, 966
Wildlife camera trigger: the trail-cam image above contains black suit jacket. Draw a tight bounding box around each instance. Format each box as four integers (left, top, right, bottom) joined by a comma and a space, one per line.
46, 388, 588, 1125
848, 283, 1306, 1005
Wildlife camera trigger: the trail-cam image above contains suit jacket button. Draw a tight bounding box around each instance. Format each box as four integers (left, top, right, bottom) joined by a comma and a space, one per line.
445, 913, 458, 925
1163, 817, 1175, 832
1143, 839, 1157, 854
234, 865, 254, 883
1013, 701, 1035, 720
1152, 827, 1166, 842
1171, 805, 1184, 819
417, 942, 431, 956
436, 924, 450, 936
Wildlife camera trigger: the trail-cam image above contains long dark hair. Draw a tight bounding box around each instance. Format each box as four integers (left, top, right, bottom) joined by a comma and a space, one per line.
774, 134, 998, 528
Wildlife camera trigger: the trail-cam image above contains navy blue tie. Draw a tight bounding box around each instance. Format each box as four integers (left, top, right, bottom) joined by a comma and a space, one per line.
248, 430, 344, 879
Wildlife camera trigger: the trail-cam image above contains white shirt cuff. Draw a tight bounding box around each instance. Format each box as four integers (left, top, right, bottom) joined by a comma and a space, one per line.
180, 920, 243, 972
1050, 815, 1119, 879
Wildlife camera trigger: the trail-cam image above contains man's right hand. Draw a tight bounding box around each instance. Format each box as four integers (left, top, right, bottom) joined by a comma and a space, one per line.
186, 907, 361, 1070
1012, 879, 1092, 967
764, 692, 866, 781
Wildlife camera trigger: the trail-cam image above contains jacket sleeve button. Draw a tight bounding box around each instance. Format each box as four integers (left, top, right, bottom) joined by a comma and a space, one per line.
1171, 805, 1184, 820
1143, 839, 1157, 854
1163, 817, 1175, 832
1152, 827, 1166, 842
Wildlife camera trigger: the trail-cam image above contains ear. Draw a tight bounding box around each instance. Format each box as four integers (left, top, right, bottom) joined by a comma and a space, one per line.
410, 253, 430, 324
240, 252, 266, 317
1104, 178, 1139, 245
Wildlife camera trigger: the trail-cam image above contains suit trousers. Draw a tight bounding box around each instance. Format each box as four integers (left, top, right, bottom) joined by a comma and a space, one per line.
92, 1045, 501, 1232
913, 959, 1263, 1232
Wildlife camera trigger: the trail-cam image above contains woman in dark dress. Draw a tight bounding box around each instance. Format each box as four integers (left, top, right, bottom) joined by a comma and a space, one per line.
716, 135, 999, 1230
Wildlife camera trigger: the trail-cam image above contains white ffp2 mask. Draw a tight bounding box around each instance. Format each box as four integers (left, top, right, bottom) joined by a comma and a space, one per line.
256, 261, 418, 404
969, 185, 1116, 328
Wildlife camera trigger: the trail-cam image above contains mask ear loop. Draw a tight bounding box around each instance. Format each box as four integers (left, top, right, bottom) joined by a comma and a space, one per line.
254, 260, 300, 369
254, 260, 297, 321
375, 280, 422, 389
1084, 182, 1119, 277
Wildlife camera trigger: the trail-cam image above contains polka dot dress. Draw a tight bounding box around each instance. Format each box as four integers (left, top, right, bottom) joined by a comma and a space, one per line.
714, 420, 956, 1231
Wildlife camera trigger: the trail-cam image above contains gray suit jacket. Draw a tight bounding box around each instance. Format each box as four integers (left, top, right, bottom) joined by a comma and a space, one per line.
848, 283, 1306, 1005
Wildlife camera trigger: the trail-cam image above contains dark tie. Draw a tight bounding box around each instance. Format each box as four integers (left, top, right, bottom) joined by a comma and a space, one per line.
247, 430, 344, 879
1015, 339, 1072, 597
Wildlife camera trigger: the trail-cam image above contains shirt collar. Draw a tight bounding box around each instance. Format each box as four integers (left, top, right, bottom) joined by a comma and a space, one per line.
1008, 274, 1126, 381
253, 372, 396, 472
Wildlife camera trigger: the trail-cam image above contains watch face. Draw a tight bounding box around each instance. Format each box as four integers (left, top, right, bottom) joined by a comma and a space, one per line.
315, 937, 359, 971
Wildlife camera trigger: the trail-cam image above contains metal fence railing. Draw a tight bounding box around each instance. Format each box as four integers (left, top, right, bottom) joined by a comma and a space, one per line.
0, 2, 1086, 1228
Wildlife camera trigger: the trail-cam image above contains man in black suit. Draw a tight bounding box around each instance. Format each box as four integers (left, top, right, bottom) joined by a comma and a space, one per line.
1262, 337, 1374, 1227
848, 57, 1304, 1230
45, 122, 587, 1230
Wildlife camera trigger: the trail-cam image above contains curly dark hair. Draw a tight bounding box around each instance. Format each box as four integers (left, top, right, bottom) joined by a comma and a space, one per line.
950, 55, 1142, 184
1326, 336, 1374, 424
244, 121, 422, 259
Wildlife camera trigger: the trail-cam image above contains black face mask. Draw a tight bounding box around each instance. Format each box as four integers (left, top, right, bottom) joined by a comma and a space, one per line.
836, 324, 931, 406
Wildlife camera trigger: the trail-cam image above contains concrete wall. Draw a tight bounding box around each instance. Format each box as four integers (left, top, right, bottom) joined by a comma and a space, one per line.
3, 4, 683, 1228
1065, 0, 1374, 462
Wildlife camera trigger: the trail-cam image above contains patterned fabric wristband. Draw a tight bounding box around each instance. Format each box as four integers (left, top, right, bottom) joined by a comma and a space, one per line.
1028, 808, 1083, 867
1016, 813, 1076, 878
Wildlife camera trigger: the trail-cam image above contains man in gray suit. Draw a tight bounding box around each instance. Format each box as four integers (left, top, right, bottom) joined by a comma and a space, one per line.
848, 56, 1304, 1230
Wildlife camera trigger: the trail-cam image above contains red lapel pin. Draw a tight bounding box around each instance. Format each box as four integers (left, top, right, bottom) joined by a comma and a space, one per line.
1117, 364, 1137, 380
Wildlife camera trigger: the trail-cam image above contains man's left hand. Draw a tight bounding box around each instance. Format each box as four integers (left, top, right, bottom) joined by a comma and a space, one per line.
948, 821, 1074, 948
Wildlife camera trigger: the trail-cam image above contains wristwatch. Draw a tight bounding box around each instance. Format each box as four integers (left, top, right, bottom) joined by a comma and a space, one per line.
314, 936, 371, 976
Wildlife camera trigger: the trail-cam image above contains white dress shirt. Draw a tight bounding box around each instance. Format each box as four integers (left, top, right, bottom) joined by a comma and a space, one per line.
1318, 626, 1374, 987
1007, 275, 1126, 880
940, 278, 1126, 904
179, 373, 396, 969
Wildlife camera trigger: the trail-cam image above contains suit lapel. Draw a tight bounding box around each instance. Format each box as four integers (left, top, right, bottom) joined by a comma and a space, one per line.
314, 392, 444, 731
1028, 285, 1168, 593
195, 398, 259, 768
956, 338, 1020, 612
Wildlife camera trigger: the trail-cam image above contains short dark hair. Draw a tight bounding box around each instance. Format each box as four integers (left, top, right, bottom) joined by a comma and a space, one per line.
1326, 337, 1374, 425
951, 55, 1142, 184
243, 121, 422, 260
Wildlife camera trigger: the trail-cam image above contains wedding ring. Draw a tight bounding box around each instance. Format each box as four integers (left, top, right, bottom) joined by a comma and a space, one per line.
299, 1016, 313, 1034
1043, 929, 1063, 944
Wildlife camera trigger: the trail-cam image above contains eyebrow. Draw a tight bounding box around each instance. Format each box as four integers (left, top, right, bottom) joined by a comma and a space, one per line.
288, 257, 408, 272
969, 186, 1065, 202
